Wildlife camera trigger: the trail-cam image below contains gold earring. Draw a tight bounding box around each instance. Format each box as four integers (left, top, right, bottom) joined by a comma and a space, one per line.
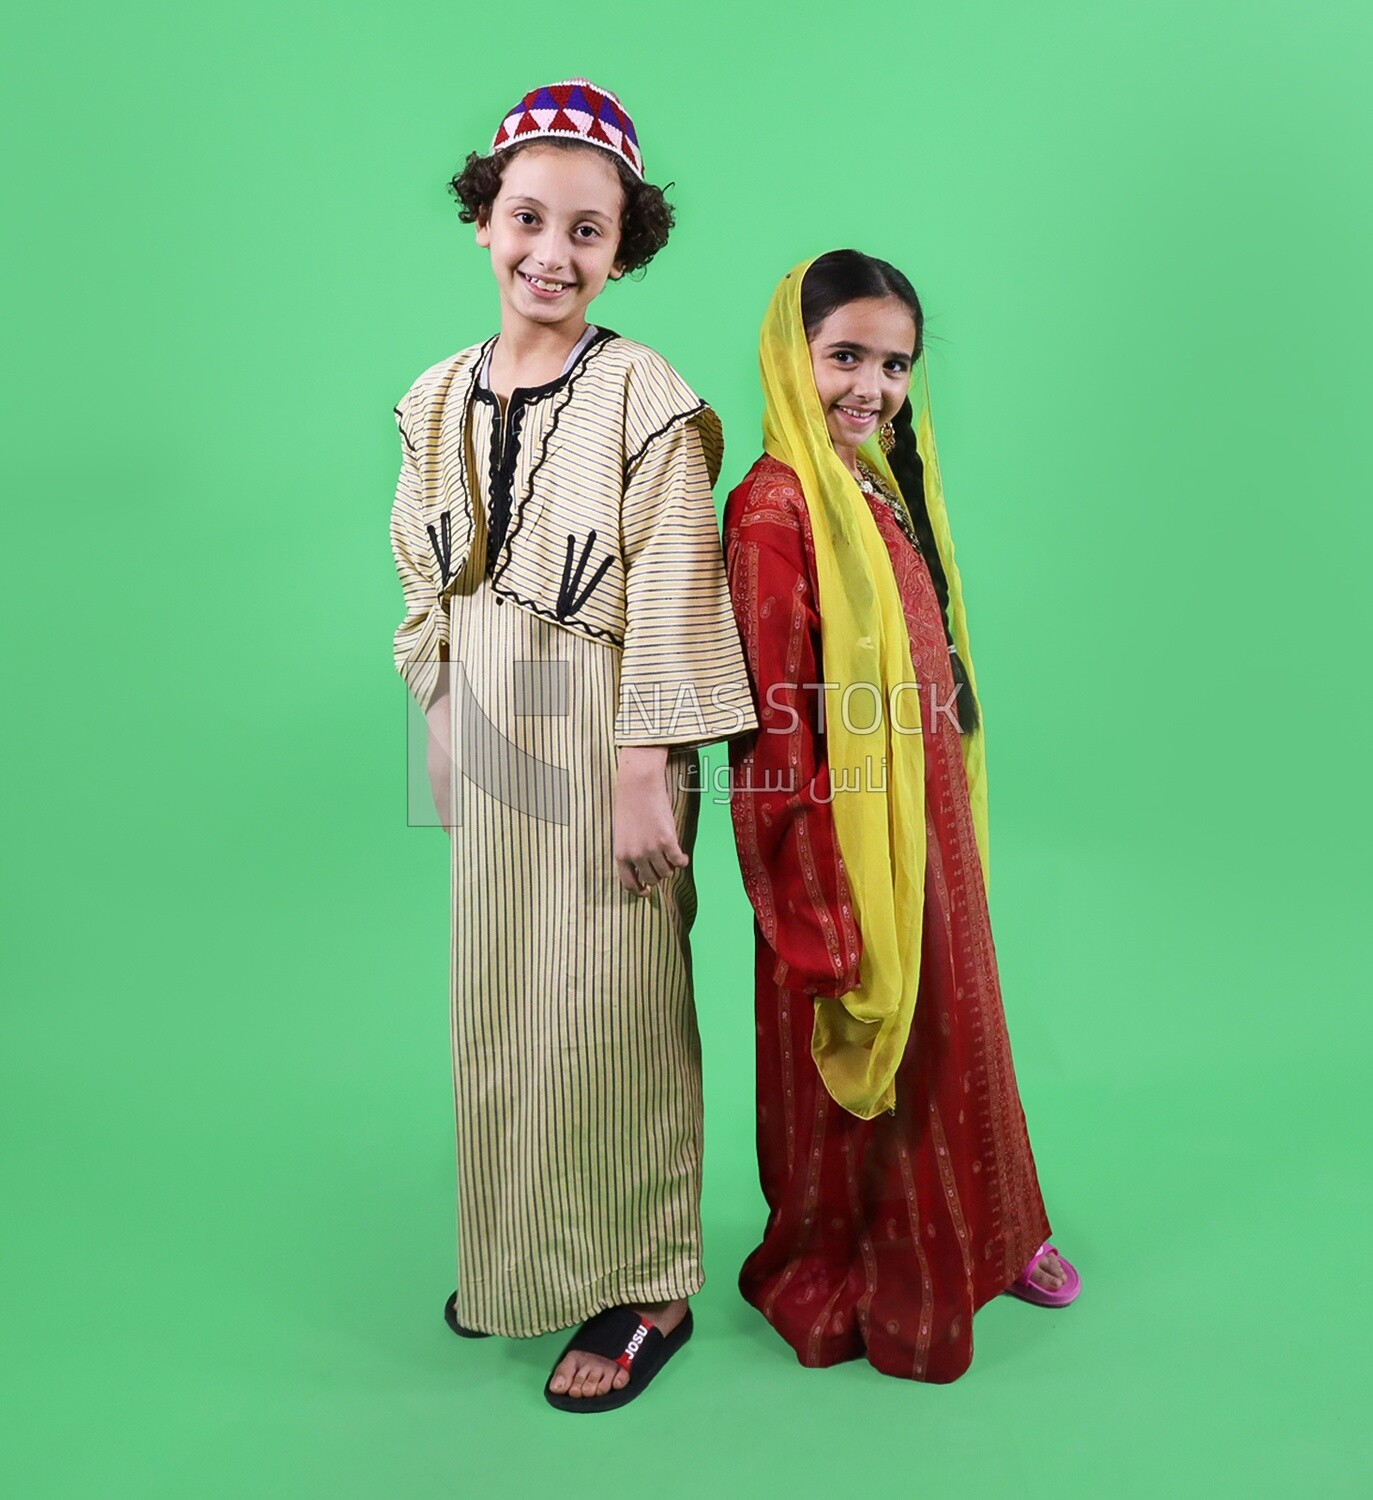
879, 421, 896, 454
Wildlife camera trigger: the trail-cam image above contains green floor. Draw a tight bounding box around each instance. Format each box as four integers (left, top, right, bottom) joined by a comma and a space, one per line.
6, 802, 1368, 1496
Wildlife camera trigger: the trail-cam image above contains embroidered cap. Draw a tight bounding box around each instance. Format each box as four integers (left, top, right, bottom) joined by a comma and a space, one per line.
490, 78, 644, 180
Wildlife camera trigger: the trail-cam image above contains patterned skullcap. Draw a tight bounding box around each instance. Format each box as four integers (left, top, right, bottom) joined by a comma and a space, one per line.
490, 78, 644, 180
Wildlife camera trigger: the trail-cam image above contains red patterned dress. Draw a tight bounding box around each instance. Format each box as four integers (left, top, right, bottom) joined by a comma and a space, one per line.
723, 454, 1051, 1383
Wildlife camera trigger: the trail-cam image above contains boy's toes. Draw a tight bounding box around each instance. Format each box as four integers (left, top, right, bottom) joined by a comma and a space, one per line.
571, 1356, 616, 1398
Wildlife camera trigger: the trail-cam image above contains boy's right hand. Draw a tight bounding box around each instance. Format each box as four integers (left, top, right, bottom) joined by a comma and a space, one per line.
425, 689, 453, 834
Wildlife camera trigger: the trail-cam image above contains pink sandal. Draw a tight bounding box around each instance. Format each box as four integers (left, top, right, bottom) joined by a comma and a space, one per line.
1006, 1242, 1081, 1308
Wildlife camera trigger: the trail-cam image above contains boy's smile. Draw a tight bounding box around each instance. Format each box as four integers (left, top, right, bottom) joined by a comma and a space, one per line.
520, 271, 572, 297
477, 143, 625, 340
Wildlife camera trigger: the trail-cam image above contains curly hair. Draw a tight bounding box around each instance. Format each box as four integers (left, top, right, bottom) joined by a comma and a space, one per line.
448, 140, 674, 276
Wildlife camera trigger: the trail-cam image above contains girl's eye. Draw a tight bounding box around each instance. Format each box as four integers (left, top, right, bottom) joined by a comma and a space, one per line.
833, 351, 856, 365
575, 224, 601, 239
515, 211, 538, 226
886, 361, 910, 374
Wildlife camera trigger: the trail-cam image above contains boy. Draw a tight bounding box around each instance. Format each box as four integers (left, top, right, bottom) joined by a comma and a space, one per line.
389, 80, 753, 1411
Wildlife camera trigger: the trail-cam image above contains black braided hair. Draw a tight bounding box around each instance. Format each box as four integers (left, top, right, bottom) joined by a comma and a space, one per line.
800, 249, 980, 736
884, 396, 980, 733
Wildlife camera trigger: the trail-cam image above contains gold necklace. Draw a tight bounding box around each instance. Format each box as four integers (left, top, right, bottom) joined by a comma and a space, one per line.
856, 460, 921, 551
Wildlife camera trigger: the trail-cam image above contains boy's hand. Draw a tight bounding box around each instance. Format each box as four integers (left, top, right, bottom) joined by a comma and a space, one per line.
425, 687, 453, 835
614, 746, 689, 895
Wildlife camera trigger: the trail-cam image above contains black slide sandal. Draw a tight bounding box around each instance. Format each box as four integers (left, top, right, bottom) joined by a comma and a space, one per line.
544, 1306, 694, 1413
444, 1292, 491, 1339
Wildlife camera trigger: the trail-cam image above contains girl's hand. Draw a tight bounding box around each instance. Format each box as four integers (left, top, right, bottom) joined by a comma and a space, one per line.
425, 687, 454, 835
614, 746, 689, 896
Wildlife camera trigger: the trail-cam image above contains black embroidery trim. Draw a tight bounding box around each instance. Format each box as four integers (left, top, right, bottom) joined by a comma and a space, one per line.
420, 340, 501, 591
490, 329, 619, 587
483, 400, 525, 573
440, 329, 628, 644
623, 401, 709, 481
393, 405, 417, 458
425, 510, 453, 584
452, 338, 495, 549
556, 530, 616, 619
491, 584, 625, 647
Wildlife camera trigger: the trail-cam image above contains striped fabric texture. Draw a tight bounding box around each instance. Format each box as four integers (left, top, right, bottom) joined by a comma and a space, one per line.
390, 329, 755, 745
388, 331, 754, 1335
442, 573, 707, 1335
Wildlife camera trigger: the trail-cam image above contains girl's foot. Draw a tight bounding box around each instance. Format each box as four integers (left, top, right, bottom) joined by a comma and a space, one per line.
1006, 1242, 1081, 1308
1029, 1249, 1068, 1293
547, 1298, 689, 1400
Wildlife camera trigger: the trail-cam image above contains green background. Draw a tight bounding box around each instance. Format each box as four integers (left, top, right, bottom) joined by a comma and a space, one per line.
4, 1, 1370, 1494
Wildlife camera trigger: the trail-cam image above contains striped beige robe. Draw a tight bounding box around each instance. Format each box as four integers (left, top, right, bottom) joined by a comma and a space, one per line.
390, 327, 755, 1335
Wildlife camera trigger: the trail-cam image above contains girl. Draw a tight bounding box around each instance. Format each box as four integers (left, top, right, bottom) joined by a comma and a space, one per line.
389, 80, 755, 1412
723, 250, 1080, 1384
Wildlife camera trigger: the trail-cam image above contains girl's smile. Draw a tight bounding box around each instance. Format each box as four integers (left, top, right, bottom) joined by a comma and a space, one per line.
807, 296, 917, 475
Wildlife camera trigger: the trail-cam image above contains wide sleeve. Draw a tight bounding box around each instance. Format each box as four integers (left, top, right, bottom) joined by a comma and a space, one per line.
725, 497, 862, 1000
613, 414, 758, 747
389, 390, 449, 712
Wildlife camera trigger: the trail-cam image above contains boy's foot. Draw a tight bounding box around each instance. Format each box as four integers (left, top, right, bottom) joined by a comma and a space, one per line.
547, 1298, 688, 1400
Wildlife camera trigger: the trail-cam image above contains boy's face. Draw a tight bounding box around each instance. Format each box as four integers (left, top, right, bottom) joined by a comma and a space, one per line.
476, 144, 625, 335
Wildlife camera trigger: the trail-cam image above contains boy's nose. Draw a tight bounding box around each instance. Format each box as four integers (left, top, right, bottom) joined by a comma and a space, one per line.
531, 238, 569, 275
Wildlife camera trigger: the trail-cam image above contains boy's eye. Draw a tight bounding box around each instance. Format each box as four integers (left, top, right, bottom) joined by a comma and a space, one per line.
514, 211, 538, 226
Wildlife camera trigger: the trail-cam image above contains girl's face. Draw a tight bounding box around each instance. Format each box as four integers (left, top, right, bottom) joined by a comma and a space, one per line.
807, 296, 917, 472
476, 144, 625, 337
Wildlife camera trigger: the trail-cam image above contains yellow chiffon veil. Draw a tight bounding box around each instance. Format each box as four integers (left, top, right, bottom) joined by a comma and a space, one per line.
759, 257, 991, 1119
